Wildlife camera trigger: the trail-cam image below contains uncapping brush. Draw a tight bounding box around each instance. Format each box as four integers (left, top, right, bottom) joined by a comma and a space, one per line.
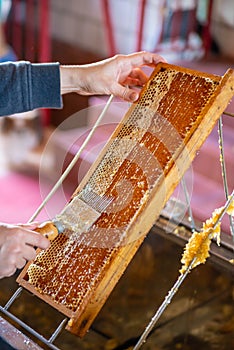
34, 188, 113, 241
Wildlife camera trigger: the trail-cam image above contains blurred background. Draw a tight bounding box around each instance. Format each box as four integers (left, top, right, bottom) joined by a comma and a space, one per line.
0, 2, 233, 349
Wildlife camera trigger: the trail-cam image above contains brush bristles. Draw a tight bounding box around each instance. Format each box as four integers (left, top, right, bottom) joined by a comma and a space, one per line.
79, 189, 113, 213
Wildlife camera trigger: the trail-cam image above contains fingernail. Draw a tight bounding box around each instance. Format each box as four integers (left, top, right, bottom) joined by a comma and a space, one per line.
129, 92, 138, 102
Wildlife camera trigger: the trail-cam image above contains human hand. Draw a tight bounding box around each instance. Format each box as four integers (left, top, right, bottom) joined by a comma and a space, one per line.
60, 51, 166, 102
0, 222, 50, 279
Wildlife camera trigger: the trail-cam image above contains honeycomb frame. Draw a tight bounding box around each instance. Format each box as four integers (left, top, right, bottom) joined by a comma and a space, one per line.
17, 63, 234, 337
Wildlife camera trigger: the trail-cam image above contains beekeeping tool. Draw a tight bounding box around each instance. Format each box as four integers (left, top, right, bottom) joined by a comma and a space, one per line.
35, 189, 113, 241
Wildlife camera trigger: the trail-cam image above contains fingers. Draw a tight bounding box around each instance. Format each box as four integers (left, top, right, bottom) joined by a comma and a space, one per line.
0, 266, 17, 279
0, 225, 50, 279
111, 82, 139, 102
17, 222, 39, 230
15, 257, 27, 270
0, 254, 26, 279
22, 229, 50, 250
116, 51, 166, 73
128, 51, 166, 67
142, 51, 166, 65
121, 68, 148, 87
15, 223, 50, 249
22, 244, 37, 261
128, 67, 148, 84
112, 51, 166, 101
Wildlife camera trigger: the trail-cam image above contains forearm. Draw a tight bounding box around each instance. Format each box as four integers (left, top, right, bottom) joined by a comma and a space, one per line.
60, 64, 93, 95
0, 52, 165, 118
0, 61, 62, 117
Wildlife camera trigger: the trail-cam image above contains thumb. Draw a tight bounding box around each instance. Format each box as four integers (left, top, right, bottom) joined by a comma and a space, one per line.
112, 83, 139, 102
17, 222, 40, 230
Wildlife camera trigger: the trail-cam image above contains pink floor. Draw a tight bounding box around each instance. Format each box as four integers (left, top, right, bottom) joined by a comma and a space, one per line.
0, 171, 71, 225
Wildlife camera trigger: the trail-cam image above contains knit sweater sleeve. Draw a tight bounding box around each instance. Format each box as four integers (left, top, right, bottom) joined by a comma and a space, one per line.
0, 61, 63, 117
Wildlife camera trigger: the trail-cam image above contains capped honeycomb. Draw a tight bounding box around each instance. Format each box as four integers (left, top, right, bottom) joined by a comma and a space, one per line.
17, 63, 234, 336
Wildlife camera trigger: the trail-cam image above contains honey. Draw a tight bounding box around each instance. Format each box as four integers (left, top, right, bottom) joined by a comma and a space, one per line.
180, 199, 234, 274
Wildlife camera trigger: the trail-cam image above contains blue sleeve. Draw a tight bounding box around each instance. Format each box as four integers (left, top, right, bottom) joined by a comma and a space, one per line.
0, 61, 63, 117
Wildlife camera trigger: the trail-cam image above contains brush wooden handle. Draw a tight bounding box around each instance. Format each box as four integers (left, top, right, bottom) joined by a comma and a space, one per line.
34, 222, 59, 241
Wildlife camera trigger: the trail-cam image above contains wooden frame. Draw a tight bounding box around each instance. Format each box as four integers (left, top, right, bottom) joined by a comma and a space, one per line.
17, 63, 234, 337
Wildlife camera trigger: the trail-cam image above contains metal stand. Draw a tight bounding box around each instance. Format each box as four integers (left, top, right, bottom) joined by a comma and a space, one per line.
132, 111, 234, 348
0, 286, 66, 349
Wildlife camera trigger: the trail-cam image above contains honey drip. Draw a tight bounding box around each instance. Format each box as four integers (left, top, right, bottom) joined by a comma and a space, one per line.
180, 198, 234, 274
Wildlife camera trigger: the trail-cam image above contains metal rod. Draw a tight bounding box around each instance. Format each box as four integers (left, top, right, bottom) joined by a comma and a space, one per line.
214, 189, 234, 223
133, 262, 192, 350
181, 177, 196, 232
0, 306, 61, 350
4, 287, 23, 310
28, 94, 114, 223
2, 286, 66, 346
133, 190, 234, 349
218, 117, 234, 239
49, 317, 68, 343
223, 111, 234, 118
218, 117, 229, 198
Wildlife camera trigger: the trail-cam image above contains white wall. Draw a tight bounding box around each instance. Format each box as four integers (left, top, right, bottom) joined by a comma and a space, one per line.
50, 0, 234, 59
211, 0, 234, 58
50, 0, 163, 57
